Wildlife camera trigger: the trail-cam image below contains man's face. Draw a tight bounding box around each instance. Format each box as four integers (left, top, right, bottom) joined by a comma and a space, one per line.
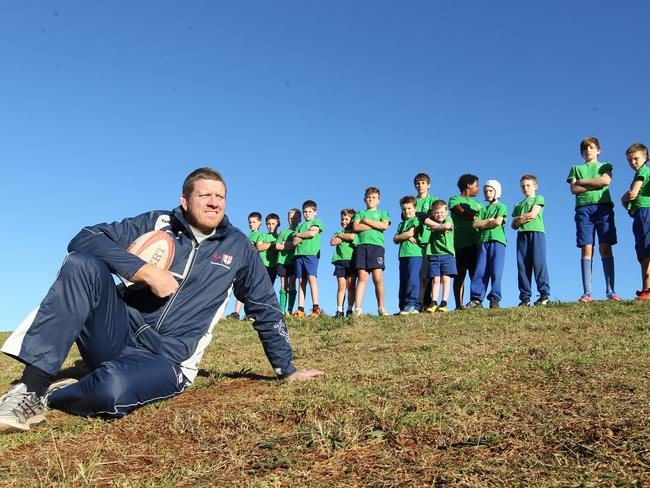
303, 206, 316, 221
266, 218, 279, 233
365, 192, 380, 209
520, 179, 537, 197
467, 180, 480, 197
483, 186, 496, 202
181, 178, 226, 232
248, 217, 261, 231
402, 203, 416, 219
627, 151, 648, 171
414, 178, 430, 196
433, 205, 447, 222
582, 143, 601, 163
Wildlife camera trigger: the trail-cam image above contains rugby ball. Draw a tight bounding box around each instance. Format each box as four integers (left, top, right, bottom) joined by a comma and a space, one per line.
127, 230, 175, 270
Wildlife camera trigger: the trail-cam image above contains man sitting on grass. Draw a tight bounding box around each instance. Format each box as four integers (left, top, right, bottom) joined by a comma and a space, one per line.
0, 167, 324, 433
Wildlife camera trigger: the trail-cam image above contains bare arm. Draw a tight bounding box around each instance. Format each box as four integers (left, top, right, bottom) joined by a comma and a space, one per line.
473, 216, 503, 230
622, 180, 643, 207
361, 218, 390, 231
393, 226, 415, 244
256, 241, 273, 251
295, 225, 320, 239
353, 221, 371, 232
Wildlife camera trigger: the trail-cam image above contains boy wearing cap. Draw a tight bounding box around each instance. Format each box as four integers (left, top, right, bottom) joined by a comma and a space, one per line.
466, 180, 508, 308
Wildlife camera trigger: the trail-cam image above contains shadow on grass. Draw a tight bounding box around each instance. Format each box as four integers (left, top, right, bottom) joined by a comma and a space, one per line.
196, 368, 277, 382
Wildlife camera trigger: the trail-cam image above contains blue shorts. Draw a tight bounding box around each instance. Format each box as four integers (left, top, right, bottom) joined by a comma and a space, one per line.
333, 260, 356, 278
295, 255, 319, 278
633, 207, 650, 261
354, 244, 385, 271
427, 254, 457, 278
574, 204, 617, 247
276, 264, 295, 277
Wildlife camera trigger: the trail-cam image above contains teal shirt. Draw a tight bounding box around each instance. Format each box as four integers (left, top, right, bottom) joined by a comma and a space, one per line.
416, 195, 437, 249
426, 216, 455, 256
448, 195, 483, 248
258, 232, 278, 267
276, 228, 296, 266
354, 208, 391, 247
294, 219, 323, 257
396, 216, 422, 258
629, 164, 650, 212
512, 195, 545, 233
566, 161, 613, 207
477, 202, 508, 245
331, 229, 355, 262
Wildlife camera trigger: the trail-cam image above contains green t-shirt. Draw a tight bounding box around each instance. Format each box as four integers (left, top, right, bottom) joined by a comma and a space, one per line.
257, 232, 278, 267
512, 195, 545, 233
331, 229, 355, 262
276, 228, 296, 266
416, 195, 437, 249
477, 202, 508, 245
248, 229, 262, 243
448, 195, 483, 248
426, 216, 455, 256
354, 208, 391, 247
566, 161, 613, 207
396, 216, 423, 258
630, 164, 650, 212
294, 219, 323, 257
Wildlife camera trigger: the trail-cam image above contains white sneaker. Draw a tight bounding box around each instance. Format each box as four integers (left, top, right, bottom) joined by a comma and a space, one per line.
353, 308, 363, 317
377, 308, 389, 316
0, 383, 47, 433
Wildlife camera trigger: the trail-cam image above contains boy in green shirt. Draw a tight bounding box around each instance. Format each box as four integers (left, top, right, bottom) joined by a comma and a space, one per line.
228, 212, 263, 320
394, 196, 423, 314
292, 200, 324, 318
255, 213, 280, 284
352, 187, 391, 316
423, 200, 456, 313
448, 174, 483, 310
466, 180, 507, 309
330, 208, 357, 318
621, 143, 650, 300
275, 208, 301, 315
512, 175, 550, 306
414, 173, 437, 310
567, 136, 619, 302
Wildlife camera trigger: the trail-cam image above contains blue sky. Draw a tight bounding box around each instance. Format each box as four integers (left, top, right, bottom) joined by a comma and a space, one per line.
2, 1, 650, 329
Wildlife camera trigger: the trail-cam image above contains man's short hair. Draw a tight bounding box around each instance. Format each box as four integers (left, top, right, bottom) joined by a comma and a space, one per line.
457, 174, 478, 192
302, 200, 317, 211
520, 174, 538, 184
400, 195, 417, 207
432, 199, 447, 210
248, 212, 262, 221
365, 186, 381, 198
413, 173, 431, 185
580, 136, 600, 154
340, 208, 356, 218
182, 167, 226, 196
626, 143, 649, 159
266, 213, 280, 223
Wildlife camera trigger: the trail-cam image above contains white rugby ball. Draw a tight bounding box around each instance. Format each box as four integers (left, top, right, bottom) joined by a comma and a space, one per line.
127, 230, 175, 270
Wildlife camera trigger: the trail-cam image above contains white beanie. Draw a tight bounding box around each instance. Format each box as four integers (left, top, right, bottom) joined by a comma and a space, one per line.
484, 179, 502, 200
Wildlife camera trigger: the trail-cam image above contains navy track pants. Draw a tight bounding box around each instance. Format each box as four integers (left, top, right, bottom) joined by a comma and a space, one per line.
3, 252, 188, 417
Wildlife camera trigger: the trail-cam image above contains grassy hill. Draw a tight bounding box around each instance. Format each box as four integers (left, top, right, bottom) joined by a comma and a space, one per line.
1, 301, 648, 486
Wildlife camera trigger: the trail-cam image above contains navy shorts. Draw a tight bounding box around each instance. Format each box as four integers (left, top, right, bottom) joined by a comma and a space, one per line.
455, 245, 477, 274
354, 244, 385, 271
427, 254, 457, 278
633, 207, 650, 261
266, 265, 277, 283
276, 264, 295, 277
333, 260, 356, 278
295, 255, 319, 278
574, 203, 617, 247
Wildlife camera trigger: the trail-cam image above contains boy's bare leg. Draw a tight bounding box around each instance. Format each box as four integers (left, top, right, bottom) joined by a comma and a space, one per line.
431, 277, 440, 304
307, 275, 319, 306
581, 244, 593, 260
441, 275, 451, 302
336, 277, 346, 308
642, 258, 650, 290
453, 267, 467, 309
298, 278, 307, 308
599, 243, 613, 258
346, 276, 356, 309
355, 270, 370, 310
235, 300, 243, 314
371, 269, 385, 309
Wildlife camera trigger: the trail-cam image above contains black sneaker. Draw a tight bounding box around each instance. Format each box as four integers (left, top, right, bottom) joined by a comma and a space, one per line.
465, 300, 483, 309
518, 300, 530, 307
334, 311, 345, 318
226, 312, 240, 320
534, 296, 550, 306
489, 300, 500, 309
345, 309, 354, 318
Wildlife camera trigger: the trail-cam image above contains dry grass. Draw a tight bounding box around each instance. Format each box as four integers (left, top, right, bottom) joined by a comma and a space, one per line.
1, 301, 649, 486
